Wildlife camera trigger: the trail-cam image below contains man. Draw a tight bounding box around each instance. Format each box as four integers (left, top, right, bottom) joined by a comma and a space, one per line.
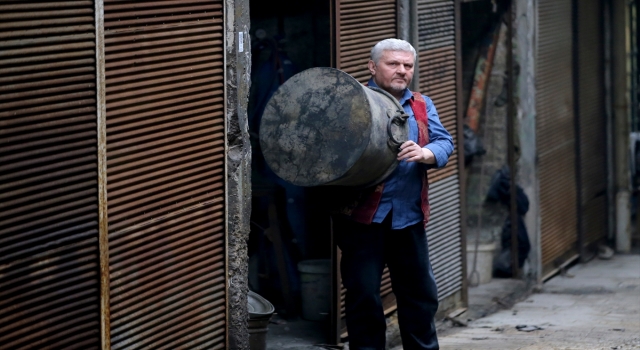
336, 38, 454, 350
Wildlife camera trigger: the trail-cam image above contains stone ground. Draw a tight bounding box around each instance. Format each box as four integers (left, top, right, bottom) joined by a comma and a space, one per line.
264, 254, 640, 350
421, 254, 640, 350
265, 316, 326, 350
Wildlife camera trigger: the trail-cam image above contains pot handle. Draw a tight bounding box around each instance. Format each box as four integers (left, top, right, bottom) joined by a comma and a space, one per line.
387, 110, 409, 149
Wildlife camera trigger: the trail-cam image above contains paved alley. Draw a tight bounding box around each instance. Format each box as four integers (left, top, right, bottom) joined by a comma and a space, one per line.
437, 254, 640, 350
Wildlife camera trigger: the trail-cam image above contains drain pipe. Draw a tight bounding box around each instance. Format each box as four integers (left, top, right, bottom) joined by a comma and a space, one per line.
612, 0, 632, 252
604, 0, 616, 243
409, 0, 420, 92
506, 1, 520, 279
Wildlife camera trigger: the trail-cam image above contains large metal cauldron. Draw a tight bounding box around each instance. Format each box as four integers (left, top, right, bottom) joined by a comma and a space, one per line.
259, 67, 409, 187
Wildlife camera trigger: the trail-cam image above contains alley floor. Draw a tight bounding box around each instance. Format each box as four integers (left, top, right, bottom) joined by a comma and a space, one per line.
436, 254, 640, 350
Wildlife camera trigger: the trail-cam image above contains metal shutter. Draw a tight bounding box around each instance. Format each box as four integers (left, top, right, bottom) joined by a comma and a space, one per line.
576, 0, 607, 248
537, 0, 579, 276
334, 0, 398, 336
426, 176, 462, 300
417, 0, 463, 302
418, 0, 458, 183
0, 1, 101, 349
103, 1, 227, 348
335, 0, 398, 83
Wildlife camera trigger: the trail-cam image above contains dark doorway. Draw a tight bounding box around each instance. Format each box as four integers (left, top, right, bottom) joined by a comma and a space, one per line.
247, 0, 333, 348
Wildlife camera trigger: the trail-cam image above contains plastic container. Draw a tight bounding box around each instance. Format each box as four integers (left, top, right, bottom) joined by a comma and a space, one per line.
466, 242, 497, 285
297, 259, 331, 321
248, 291, 275, 350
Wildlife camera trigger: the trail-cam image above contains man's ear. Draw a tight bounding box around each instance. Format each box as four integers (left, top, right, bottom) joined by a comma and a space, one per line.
368, 60, 376, 76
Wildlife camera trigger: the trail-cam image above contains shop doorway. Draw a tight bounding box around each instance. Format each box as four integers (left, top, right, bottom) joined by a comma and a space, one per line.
247, 0, 334, 347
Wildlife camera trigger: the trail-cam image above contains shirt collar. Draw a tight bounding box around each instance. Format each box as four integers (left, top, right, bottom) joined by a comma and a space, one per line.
367, 78, 414, 105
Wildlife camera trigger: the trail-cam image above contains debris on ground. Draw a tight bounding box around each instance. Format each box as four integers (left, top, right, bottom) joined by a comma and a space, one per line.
598, 244, 615, 260
438, 256, 640, 349
445, 315, 468, 327
559, 267, 575, 278
492, 296, 510, 308
515, 324, 544, 332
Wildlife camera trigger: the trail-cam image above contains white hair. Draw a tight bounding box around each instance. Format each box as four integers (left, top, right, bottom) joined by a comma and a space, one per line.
370, 38, 417, 64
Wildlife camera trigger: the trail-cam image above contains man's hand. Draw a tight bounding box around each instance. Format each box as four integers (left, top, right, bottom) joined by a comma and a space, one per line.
397, 140, 436, 164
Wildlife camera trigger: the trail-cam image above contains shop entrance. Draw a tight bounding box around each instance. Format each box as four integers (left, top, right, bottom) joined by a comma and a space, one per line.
247, 0, 334, 347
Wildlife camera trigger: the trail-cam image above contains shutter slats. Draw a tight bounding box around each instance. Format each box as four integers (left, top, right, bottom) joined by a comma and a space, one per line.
417, 1, 455, 51
576, 0, 607, 246
418, 0, 463, 304
537, 0, 578, 272
418, 45, 458, 186
106, 90, 222, 121
0, 1, 93, 10
107, 66, 223, 93
108, 79, 222, 110
0, 2, 101, 348
336, 0, 396, 83
105, 1, 226, 348
426, 176, 462, 301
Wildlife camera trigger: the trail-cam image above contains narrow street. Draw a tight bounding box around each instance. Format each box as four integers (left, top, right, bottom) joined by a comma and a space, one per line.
436, 255, 640, 349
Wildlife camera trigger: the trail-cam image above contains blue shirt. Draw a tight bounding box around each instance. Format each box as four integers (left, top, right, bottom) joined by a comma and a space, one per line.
369, 79, 454, 229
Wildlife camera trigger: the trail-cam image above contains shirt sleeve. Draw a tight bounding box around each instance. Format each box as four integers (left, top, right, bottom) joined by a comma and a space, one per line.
422, 95, 454, 169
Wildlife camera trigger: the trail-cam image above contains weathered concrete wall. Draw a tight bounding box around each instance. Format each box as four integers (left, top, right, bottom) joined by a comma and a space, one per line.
226, 0, 252, 348
466, 23, 510, 248
514, 0, 541, 281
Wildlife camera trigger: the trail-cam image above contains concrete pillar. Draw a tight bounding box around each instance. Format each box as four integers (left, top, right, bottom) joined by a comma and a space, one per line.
515, 0, 541, 281
397, 0, 411, 41
611, 0, 632, 253
397, 0, 420, 91
226, 0, 252, 347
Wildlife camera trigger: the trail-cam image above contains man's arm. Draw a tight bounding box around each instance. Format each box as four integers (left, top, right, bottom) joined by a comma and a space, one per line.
397, 96, 454, 167
423, 96, 454, 168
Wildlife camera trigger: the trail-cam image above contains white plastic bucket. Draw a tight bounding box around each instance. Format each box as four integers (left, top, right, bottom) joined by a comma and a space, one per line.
297, 259, 331, 321
466, 242, 497, 285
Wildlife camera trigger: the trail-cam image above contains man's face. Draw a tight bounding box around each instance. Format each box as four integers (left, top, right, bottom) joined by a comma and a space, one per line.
368, 50, 415, 97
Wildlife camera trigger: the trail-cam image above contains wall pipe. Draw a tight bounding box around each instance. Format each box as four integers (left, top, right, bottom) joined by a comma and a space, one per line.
507, 0, 520, 279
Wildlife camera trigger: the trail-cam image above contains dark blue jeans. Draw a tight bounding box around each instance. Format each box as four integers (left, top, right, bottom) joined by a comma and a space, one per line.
336, 215, 439, 350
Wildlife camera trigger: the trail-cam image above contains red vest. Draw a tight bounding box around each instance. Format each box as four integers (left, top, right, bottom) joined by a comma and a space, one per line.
342, 92, 431, 227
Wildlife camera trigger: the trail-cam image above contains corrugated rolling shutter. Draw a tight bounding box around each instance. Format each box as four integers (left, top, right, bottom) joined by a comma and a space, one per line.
334, 0, 398, 335
103, 1, 226, 348
418, 0, 457, 183
426, 176, 462, 299
335, 0, 397, 83
417, 0, 463, 302
0, 1, 101, 349
576, 0, 607, 247
537, 0, 579, 275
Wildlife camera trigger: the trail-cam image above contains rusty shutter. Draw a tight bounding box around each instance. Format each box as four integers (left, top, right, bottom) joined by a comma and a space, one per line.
417, 0, 463, 303
0, 1, 101, 348
576, 0, 607, 248
425, 176, 462, 300
335, 0, 398, 83
333, 0, 398, 336
103, 1, 227, 348
537, 0, 579, 276
418, 0, 458, 182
